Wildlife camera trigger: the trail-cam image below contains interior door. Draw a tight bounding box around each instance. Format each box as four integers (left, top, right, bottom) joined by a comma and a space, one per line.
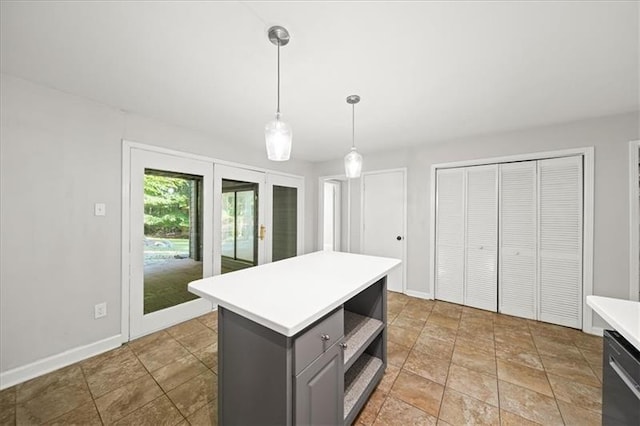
361, 170, 406, 292
129, 148, 213, 339
266, 173, 304, 262
214, 164, 266, 275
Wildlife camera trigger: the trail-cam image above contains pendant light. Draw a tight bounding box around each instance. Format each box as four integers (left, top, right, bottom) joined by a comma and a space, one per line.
265, 26, 292, 161
344, 95, 363, 178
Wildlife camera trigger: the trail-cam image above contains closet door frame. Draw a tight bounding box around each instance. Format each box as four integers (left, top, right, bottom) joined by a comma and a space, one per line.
429, 147, 595, 333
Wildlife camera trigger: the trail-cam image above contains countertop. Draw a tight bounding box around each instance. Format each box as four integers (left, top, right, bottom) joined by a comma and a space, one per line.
586, 295, 640, 350
188, 251, 401, 337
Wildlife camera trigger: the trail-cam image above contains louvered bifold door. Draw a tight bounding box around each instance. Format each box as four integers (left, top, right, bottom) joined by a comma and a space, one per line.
435, 168, 465, 304
538, 156, 583, 328
499, 161, 537, 319
464, 165, 498, 311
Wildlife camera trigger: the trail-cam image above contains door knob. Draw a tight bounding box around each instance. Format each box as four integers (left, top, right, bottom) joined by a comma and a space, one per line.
259, 225, 266, 240
396, 236, 402, 241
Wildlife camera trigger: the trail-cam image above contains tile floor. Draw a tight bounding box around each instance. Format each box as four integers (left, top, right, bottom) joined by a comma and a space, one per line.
0, 292, 604, 425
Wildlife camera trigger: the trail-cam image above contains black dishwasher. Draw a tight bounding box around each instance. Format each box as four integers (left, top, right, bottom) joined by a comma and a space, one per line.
603, 330, 640, 425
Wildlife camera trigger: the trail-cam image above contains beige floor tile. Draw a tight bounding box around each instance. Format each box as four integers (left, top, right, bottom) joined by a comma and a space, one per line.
191, 342, 218, 370
432, 302, 462, 319
388, 324, 420, 348
495, 341, 543, 370
446, 364, 498, 407
167, 370, 217, 418
0, 386, 15, 407
400, 305, 431, 322
95, 374, 163, 424
497, 359, 553, 397
579, 347, 602, 370
166, 318, 208, 340
0, 405, 15, 425
373, 396, 437, 426
176, 327, 217, 353
403, 349, 450, 385
355, 387, 387, 426
455, 335, 495, 354
16, 380, 92, 425
390, 371, 444, 417
413, 334, 455, 360
540, 354, 600, 387
438, 388, 500, 425
392, 315, 427, 333
452, 343, 496, 376
557, 400, 601, 426
186, 400, 218, 426
387, 341, 411, 367
572, 333, 603, 353
127, 330, 173, 353
498, 380, 563, 425
493, 315, 530, 330
493, 326, 535, 351
377, 364, 401, 393
134, 338, 191, 372
547, 373, 602, 413
533, 334, 585, 361
43, 401, 101, 426
16, 364, 85, 403
427, 313, 460, 331
112, 395, 184, 426
420, 324, 456, 345
82, 346, 148, 398
151, 354, 209, 392
499, 409, 541, 425
197, 311, 218, 330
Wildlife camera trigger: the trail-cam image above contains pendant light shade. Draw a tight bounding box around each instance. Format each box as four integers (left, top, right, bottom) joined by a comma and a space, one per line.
265, 113, 292, 161
344, 95, 363, 178
265, 26, 292, 161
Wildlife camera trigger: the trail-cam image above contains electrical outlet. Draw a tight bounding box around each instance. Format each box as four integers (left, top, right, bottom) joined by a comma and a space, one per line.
94, 302, 107, 319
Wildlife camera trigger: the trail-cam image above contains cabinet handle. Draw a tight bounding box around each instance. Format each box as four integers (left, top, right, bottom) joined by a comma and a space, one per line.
320, 334, 330, 341
340, 343, 348, 349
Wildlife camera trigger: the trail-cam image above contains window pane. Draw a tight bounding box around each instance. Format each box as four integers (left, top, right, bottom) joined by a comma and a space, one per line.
272, 185, 297, 261
221, 179, 258, 273
236, 190, 255, 262
221, 192, 235, 258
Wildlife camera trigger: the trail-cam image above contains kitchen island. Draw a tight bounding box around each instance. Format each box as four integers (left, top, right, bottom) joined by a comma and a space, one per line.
188, 251, 401, 426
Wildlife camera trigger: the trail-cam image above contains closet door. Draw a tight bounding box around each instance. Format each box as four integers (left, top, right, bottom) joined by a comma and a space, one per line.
538, 156, 583, 328
435, 168, 465, 304
465, 165, 498, 311
499, 161, 537, 319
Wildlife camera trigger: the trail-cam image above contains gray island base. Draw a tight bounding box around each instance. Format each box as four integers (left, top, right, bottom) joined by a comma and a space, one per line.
188, 251, 401, 426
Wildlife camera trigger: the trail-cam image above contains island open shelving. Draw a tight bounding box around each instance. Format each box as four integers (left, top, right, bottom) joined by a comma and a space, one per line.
188, 251, 400, 425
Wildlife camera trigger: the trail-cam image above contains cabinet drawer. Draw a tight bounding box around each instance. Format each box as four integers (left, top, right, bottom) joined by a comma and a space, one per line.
295, 308, 344, 375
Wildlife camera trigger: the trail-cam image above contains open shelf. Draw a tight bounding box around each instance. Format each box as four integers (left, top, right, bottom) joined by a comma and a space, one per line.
343, 353, 384, 425
343, 310, 384, 370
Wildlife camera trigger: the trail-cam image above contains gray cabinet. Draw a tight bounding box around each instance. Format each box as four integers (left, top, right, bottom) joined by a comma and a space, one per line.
295, 341, 345, 425
217, 277, 387, 425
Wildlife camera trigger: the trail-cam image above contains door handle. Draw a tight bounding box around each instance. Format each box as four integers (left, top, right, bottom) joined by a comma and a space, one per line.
259, 225, 266, 241
396, 236, 403, 241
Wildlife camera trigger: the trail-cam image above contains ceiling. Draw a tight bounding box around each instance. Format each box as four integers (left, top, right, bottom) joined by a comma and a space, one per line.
1, 1, 638, 162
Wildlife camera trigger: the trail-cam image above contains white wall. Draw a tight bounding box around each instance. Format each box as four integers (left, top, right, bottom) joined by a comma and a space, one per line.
315, 111, 640, 328
0, 74, 317, 380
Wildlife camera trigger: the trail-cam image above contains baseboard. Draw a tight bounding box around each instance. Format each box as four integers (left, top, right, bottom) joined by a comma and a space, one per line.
586, 326, 605, 336
404, 290, 433, 300
0, 334, 122, 390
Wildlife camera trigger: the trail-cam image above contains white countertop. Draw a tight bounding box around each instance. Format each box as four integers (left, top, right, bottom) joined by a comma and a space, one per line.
586, 295, 640, 350
188, 251, 401, 337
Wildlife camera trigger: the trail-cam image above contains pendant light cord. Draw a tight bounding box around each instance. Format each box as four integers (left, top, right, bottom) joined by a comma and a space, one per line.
277, 41, 280, 115
351, 103, 355, 149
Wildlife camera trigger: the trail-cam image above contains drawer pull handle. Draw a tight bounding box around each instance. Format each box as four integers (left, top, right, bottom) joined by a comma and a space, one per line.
321, 334, 330, 341
340, 343, 348, 349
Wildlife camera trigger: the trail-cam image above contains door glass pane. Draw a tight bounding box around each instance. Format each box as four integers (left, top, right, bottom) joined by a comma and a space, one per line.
222, 179, 258, 273
272, 185, 297, 261
143, 169, 202, 314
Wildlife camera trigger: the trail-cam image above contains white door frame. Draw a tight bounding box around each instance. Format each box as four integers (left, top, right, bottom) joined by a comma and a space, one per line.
629, 140, 640, 301
266, 173, 305, 262
318, 175, 351, 252
121, 140, 305, 342
360, 168, 408, 293
429, 147, 595, 333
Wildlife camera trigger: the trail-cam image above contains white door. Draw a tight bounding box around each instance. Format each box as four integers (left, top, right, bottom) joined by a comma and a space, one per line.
435, 168, 465, 304
129, 148, 213, 339
538, 156, 583, 328
465, 165, 498, 311
214, 164, 266, 275
266, 174, 304, 262
361, 170, 406, 292
499, 161, 538, 319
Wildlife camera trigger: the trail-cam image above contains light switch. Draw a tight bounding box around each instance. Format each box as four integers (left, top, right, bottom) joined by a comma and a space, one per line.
94, 203, 106, 216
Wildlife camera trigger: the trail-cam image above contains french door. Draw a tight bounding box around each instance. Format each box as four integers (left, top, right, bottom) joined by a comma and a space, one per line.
129, 148, 213, 339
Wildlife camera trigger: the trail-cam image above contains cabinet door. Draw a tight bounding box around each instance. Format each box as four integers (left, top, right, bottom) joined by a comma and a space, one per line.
435, 168, 465, 304
538, 156, 583, 328
499, 161, 537, 319
465, 165, 498, 311
295, 342, 344, 426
